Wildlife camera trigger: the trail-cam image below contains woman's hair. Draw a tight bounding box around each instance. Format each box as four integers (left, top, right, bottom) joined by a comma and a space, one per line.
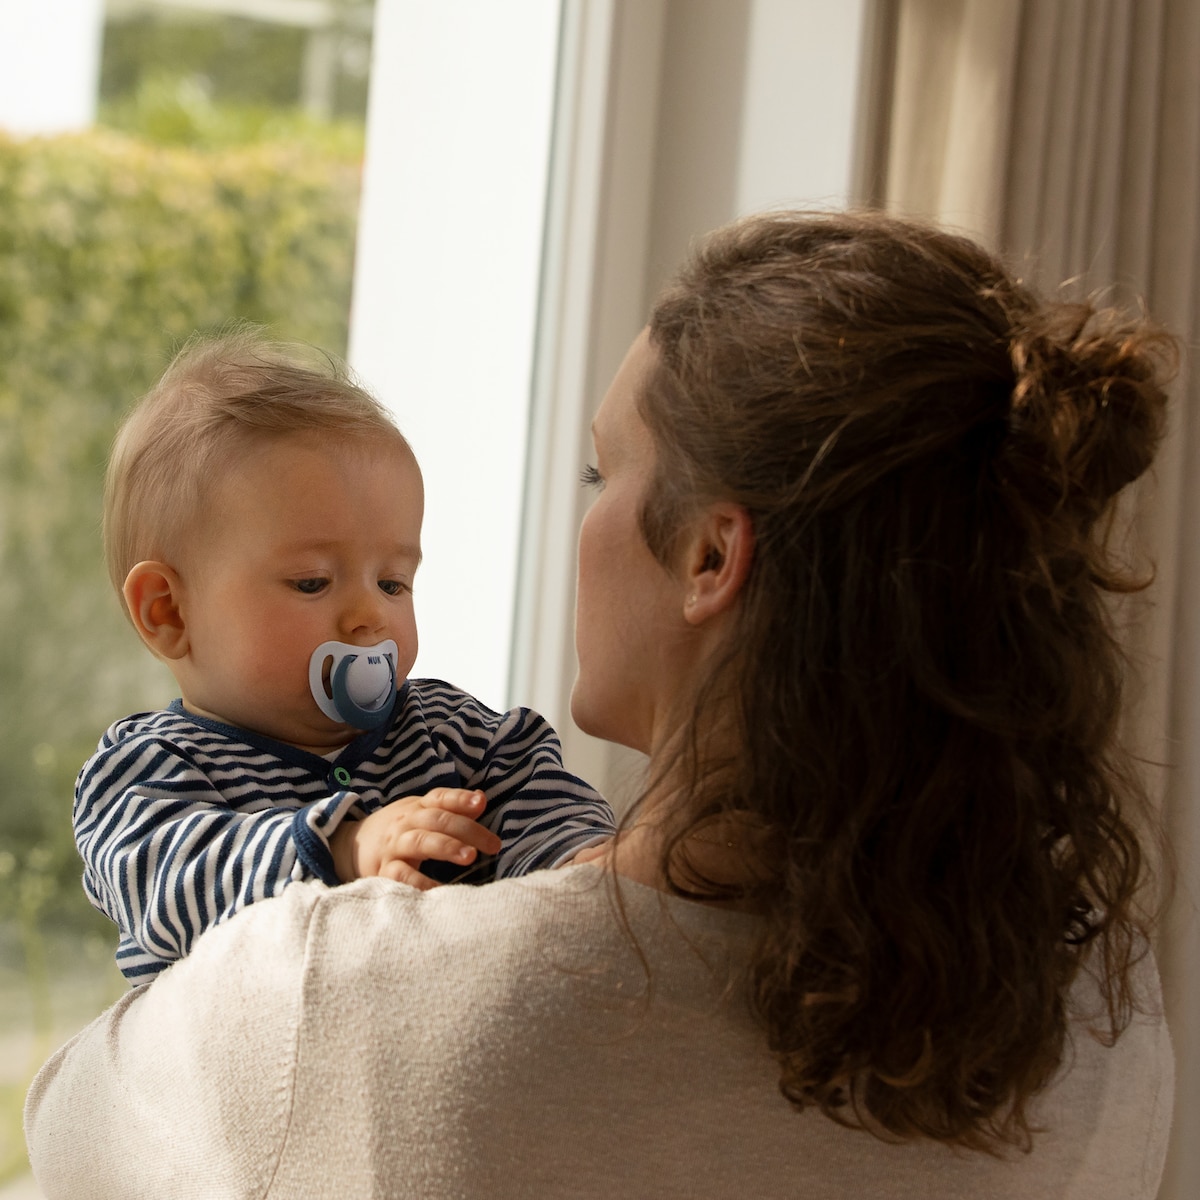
638, 210, 1174, 1150
104, 325, 410, 596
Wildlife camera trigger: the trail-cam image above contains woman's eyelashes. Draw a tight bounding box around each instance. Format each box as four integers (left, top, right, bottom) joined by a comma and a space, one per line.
579, 463, 604, 490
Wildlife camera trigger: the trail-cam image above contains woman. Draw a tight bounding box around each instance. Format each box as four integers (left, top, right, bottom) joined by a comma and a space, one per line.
26, 212, 1174, 1198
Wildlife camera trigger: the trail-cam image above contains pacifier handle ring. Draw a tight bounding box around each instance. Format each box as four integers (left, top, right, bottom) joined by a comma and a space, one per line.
329, 653, 397, 730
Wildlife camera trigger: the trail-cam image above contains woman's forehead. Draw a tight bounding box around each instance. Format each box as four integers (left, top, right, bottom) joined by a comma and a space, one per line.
595, 331, 657, 444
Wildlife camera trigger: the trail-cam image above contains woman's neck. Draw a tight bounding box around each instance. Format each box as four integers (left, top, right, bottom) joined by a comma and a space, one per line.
572, 807, 763, 903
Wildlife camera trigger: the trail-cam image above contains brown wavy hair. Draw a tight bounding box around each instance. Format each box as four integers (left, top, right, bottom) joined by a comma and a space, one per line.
637, 211, 1174, 1150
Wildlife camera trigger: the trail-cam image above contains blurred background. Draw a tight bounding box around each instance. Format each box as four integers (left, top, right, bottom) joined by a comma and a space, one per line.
0, 1, 373, 1191
1, 2, 1198, 1196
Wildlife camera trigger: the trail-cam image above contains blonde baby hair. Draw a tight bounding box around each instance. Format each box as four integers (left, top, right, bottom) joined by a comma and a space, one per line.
103, 325, 411, 598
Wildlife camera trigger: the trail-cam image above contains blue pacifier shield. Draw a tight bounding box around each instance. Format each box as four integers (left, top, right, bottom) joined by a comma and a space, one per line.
308, 639, 399, 730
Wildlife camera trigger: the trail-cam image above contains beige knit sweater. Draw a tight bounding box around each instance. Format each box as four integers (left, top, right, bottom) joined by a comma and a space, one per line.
26, 866, 1172, 1199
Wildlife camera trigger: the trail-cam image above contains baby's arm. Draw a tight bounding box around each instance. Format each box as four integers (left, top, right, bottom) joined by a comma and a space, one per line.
329, 787, 502, 889
75, 727, 354, 980
448, 698, 617, 878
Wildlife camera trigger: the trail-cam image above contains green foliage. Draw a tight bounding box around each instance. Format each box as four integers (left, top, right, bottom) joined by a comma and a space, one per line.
0, 126, 361, 932
100, 7, 373, 120
101, 12, 308, 108
100, 72, 367, 156
0, 114, 363, 1183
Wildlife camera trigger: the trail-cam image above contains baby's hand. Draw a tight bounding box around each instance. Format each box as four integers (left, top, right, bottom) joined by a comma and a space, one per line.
329, 788, 502, 889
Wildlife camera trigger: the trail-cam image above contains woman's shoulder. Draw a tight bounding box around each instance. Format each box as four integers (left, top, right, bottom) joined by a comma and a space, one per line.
287, 866, 758, 990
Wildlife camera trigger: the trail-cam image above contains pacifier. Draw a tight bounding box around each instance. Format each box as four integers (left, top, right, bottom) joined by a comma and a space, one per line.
308, 639, 399, 730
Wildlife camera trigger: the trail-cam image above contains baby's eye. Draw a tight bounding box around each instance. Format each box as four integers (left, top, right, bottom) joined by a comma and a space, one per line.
579, 463, 604, 490
293, 578, 328, 595
378, 579, 409, 596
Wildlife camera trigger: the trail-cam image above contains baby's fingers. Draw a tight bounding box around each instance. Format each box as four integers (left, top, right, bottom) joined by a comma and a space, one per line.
400, 828, 489, 868
418, 788, 488, 816
410, 798, 502, 857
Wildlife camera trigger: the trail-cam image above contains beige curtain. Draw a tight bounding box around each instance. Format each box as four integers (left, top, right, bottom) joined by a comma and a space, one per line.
862, 2, 1200, 1195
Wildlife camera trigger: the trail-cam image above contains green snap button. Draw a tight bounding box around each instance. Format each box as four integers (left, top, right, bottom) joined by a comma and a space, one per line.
333, 767, 352, 787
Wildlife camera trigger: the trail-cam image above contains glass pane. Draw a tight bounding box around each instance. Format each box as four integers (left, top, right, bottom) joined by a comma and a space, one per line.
0, 2, 373, 1188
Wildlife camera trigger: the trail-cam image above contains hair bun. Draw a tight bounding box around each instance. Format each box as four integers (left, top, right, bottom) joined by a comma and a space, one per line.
1005, 302, 1174, 511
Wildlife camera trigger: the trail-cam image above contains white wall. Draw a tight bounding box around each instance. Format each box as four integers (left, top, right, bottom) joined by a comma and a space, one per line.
0, 0, 105, 136
646, 0, 868, 306
737, 0, 865, 215
348, 0, 561, 711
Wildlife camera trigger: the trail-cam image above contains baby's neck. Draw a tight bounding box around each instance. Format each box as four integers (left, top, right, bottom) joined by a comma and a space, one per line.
177, 698, 359, 758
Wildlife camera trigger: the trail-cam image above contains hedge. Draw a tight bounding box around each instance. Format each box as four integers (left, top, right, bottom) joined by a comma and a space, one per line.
0, 127, 361, 929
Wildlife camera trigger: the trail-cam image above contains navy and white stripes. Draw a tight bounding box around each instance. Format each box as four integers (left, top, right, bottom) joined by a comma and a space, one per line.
75, 678, 615, 983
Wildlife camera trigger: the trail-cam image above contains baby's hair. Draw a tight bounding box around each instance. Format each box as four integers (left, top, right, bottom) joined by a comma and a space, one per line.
104, 325, 410, 597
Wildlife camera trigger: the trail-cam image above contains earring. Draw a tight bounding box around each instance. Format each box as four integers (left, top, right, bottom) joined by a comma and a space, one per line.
686, 593, 698, 608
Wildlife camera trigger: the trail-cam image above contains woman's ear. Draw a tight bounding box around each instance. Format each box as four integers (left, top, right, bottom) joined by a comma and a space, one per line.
681, 503, 754, 625
123, 561, 189, 660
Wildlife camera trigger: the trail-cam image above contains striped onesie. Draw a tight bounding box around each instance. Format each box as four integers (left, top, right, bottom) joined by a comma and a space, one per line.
74, 677, 615, 983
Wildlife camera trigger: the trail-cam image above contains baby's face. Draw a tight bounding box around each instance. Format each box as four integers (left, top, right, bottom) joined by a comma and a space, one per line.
172, 431, 422, 752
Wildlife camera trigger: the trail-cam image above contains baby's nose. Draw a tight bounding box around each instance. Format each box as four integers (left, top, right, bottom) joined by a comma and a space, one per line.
341, 586, 386, 636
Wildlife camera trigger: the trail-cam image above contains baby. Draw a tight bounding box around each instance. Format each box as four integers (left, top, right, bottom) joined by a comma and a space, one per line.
76, 329, 615, 983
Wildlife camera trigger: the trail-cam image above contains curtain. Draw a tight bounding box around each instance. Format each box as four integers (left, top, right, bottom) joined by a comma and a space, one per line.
862, 2, 1200, 1195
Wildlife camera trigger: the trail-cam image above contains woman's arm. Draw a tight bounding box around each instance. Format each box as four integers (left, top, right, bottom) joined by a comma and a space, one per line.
25, 879, 322, 1199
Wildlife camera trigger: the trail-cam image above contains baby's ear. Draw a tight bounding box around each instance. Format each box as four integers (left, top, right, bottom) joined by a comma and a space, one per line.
123, 561, 189, 660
